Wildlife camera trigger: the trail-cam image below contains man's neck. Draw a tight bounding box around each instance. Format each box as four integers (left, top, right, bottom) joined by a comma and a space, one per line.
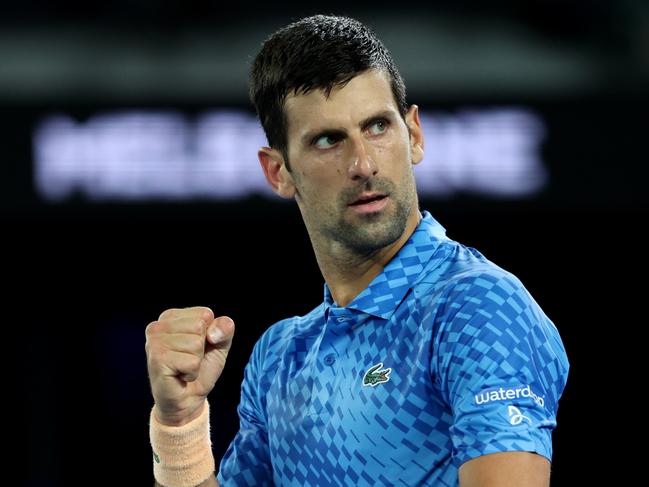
315, 212, 421, 308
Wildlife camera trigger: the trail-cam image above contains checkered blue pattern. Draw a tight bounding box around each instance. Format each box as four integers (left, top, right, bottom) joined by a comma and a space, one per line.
217, 211, 569, 486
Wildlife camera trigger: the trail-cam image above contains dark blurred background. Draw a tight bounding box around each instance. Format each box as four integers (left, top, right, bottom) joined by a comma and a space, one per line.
3, 1, 646, 486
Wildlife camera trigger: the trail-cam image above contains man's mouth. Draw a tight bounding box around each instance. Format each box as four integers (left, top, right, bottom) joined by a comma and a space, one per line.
349, 193, 388, 206
348, 193, 389, 213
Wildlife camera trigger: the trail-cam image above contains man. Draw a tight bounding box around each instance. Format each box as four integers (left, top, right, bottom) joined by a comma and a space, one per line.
145, 15, 569, 487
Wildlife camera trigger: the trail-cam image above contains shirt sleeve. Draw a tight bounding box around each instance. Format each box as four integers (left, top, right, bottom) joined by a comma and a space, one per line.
217, 337, 274, 486
432, 270, 570, 469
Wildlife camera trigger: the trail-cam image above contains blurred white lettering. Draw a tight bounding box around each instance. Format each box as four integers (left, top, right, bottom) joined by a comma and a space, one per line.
34, 108, 546, 201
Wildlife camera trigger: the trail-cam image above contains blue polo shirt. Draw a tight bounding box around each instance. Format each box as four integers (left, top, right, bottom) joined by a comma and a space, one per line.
217, 211, 569, 486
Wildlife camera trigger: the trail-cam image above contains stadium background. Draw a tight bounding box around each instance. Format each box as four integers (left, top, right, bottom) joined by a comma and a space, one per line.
1, 2, 646, 485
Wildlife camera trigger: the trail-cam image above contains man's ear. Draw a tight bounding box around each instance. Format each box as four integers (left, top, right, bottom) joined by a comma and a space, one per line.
405, 104, 424, 165
258, 147, 296, 198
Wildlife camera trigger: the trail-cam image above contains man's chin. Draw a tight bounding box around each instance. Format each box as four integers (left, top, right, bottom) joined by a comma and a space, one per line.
340, 215, 406, 253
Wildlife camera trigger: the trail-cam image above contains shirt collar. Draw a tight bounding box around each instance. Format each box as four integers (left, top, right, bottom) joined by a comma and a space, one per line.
323, 210, 447, 320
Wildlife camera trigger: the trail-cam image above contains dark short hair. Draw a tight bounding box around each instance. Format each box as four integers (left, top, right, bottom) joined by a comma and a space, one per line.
249, 14, 408, 168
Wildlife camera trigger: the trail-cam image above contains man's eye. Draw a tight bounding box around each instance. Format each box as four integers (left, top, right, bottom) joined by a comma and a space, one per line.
314, 135, 339, 149
368, 120, 388, 135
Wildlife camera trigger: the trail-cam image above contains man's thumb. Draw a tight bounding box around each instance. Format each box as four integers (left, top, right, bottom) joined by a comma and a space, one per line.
206, 316, 234, 345
208, 326, 224, 343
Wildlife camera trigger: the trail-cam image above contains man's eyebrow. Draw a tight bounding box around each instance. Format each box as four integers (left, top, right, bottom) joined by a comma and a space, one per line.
300, 110, 396, 146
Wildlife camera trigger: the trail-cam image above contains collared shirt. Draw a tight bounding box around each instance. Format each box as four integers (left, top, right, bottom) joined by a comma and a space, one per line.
217, 211, 570, 486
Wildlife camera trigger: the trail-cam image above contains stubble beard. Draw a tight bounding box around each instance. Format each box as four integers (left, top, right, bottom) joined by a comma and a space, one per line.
323, 171, 417, 256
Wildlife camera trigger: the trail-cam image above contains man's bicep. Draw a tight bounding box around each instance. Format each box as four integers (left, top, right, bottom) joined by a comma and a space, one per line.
459, 451, 550, 487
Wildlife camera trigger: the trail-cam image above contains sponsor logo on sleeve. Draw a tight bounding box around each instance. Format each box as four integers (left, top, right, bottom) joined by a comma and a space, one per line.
474, 384, 544, 408
507, 405, 532, 425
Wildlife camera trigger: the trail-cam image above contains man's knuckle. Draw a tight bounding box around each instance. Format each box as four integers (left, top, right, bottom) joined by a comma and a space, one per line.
190, 320, 204, 335
191, 336, 204, 352
188, 355, 201, 371
145, 320, 159, 338
200, 307, 214, 321
158, 308, 179, 321
146, 349, 161, 369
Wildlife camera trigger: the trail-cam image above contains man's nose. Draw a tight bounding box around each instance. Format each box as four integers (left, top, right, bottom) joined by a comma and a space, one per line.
347, 136, 378, 181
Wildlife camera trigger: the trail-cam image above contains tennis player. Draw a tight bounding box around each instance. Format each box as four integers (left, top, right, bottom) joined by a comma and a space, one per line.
146, 14, 569, 487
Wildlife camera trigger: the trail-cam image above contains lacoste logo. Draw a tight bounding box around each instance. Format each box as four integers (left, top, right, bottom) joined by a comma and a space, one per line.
363, 362, 392, 387
508, 406, 532, 425
153, 450, 160, 464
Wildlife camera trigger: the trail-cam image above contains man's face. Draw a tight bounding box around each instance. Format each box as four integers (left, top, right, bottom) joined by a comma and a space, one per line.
267, 69, 424, 255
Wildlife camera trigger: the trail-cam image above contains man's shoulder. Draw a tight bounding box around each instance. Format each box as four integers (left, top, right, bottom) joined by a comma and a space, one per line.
418, 240, 561, 344
414, 237, 518, 297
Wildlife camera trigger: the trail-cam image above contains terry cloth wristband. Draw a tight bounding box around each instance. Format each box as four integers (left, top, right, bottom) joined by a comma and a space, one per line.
149, 399, 215, 487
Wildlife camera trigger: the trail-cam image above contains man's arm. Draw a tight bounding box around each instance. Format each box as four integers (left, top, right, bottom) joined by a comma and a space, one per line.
459, 451, 550, 487
154, 476, 219, 487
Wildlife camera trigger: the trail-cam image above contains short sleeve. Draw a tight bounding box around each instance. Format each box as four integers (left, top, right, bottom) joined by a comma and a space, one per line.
432, 271, 570, 468
217, 338, 274, 486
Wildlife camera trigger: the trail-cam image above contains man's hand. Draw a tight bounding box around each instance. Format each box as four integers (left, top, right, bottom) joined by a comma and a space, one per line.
145, 306, 235, 426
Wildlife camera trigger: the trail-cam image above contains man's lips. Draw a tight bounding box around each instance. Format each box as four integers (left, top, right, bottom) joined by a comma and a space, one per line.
347, 193, 389, 214
348, 193, 388, 206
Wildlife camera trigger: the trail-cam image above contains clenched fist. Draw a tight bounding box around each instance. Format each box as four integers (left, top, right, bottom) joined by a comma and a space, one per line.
145, 307, 235, 427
